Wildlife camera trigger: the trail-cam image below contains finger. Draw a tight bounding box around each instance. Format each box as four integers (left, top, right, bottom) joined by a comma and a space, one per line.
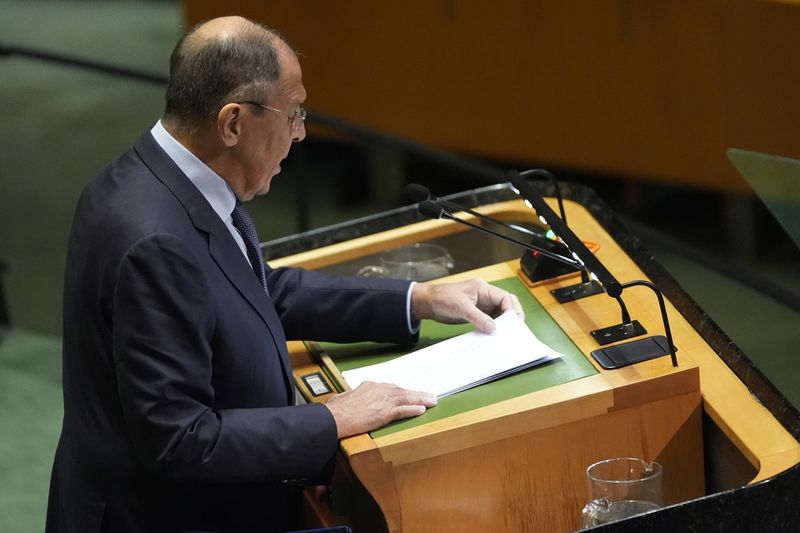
476, 285, 523, 318
499, 292, 524, 319
403, 389, 438, 407
463, 305, 496, 333
475, 282, 510, 309
392, 404, 427, 420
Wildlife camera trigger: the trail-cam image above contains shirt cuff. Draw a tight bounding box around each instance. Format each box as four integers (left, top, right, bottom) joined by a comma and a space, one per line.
406, 281, 420, 334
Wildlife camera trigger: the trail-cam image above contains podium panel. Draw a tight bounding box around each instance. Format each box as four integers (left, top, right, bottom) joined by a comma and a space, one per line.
276, 193, 799, 532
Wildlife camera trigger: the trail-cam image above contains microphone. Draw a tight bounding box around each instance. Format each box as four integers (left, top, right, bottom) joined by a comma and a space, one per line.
507, 170, 678, 367
417, 199, 444, 219
518, 169, 568, 225
407, 183, 548, 241
417, 200, 583, 269
405, 183, 432, 202
519, 168, 600, 286
509, 171, 617, 298
410, 184, 581, 281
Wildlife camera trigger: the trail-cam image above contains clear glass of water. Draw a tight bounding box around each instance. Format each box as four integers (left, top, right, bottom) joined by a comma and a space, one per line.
579, 457, 663, 529
357, 243, 454, 281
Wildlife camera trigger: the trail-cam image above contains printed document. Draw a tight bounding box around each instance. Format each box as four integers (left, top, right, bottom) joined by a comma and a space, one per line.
342, 310, 563, 397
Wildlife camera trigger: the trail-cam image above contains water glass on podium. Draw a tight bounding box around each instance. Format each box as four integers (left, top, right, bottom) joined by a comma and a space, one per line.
579, 457, 663, 528
356, 243, 454, 281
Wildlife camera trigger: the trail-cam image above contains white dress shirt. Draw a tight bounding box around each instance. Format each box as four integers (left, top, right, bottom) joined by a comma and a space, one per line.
150, 120, 252, 266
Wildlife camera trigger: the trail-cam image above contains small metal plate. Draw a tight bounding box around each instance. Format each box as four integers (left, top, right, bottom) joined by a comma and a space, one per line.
550, 280, 605, 303
590, 320, 647, 345
301, 372, 333, 397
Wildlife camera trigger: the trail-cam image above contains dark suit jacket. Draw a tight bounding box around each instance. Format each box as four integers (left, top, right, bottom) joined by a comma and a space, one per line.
46, 132, 416, 533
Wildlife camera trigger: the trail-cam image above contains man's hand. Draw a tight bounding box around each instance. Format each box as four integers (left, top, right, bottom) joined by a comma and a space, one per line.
411, 278, 524, 333
325, 381, 437, 439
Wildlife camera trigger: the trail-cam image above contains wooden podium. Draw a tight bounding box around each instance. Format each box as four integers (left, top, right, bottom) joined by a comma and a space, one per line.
269, 189, 799, 532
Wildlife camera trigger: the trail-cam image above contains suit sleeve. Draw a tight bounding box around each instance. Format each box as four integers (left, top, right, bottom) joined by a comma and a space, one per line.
266, 266, 419, 344
112, 234, 338, 483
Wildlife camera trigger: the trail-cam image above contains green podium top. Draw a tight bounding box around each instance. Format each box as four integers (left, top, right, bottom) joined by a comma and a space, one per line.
314, 277, 597, 438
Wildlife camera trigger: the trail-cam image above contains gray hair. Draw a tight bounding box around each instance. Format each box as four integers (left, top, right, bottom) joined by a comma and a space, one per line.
163, 20, 282, 132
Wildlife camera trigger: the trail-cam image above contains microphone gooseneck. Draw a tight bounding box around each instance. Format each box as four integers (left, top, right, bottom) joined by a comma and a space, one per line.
519, 168, 567, 225
508, 170, 622, 298
416, 199, 583, 269
407, 183, 547, 240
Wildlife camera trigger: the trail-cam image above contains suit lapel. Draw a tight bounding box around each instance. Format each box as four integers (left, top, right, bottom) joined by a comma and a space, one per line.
133, 132, 294, 400
207, 232, 294, 402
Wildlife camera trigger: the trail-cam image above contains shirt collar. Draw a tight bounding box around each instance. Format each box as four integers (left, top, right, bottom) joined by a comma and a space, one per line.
150, 120, 238, 222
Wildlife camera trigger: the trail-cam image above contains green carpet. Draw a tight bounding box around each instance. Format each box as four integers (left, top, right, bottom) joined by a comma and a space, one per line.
0, 0, 182, 336
0, 329, 62, 533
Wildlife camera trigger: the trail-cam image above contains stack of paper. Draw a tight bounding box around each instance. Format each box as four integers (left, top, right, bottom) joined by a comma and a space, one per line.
342, 310, 563, 398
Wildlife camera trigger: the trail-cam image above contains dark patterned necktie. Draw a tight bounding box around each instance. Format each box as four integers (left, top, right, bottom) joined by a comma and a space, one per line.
231, 202, 268, 292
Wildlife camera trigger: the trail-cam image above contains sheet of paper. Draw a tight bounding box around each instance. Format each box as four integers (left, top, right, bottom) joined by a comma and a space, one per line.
342, 310, 563, 397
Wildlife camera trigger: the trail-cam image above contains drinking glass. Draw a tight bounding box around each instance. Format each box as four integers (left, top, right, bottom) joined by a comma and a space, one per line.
356, 243, 454, 281
578, 457, 663, 528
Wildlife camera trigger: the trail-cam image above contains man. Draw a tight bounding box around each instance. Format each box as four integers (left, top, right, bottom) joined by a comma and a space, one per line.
47, 16, 522, 532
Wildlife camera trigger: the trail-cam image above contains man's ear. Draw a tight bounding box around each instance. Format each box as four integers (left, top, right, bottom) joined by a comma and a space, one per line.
217, 103, 243, 147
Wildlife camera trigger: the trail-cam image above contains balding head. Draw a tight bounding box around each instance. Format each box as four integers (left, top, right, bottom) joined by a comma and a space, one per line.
163, 16, 292, 134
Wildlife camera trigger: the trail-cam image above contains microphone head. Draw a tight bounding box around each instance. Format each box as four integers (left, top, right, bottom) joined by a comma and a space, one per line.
507, 169, 525, 191
405, 183, 431, 203
418, 200, 445, 219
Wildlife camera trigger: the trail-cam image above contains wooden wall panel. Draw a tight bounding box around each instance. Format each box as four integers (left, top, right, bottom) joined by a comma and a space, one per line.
184, 0, 800, 191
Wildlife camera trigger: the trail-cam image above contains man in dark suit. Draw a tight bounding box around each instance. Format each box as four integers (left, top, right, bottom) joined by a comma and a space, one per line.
46, 16, 522, 532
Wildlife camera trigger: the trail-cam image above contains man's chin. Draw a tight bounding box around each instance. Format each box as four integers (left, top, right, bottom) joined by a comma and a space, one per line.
257, 173, 276, 196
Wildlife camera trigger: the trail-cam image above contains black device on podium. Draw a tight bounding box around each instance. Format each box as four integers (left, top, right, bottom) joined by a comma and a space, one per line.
519, 245, 581, 282
507, 170, 678, 368
516, 169, 605, 301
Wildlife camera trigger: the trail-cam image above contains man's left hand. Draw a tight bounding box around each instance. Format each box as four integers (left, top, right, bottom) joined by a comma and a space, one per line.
411, 278, 524, 334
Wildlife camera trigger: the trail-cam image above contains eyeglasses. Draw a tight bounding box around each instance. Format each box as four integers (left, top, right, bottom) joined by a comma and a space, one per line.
239, 101, 307, 131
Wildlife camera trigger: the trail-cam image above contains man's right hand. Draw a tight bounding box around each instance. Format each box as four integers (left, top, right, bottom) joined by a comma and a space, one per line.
324, 382, 437, 439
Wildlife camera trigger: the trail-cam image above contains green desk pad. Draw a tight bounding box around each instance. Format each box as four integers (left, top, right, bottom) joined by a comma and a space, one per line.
313, 277, 597, 438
